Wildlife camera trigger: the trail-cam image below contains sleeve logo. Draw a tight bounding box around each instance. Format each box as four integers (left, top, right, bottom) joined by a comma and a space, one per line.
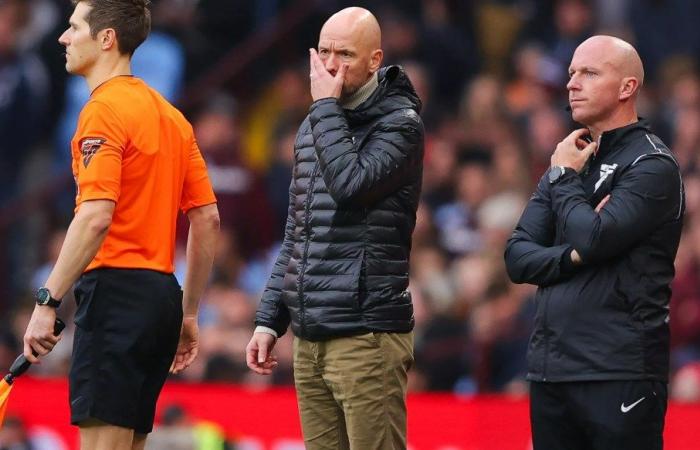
80, 137, 106, 168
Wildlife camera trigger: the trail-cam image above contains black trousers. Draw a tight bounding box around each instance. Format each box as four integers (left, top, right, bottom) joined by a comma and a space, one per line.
530, 380, 667, 450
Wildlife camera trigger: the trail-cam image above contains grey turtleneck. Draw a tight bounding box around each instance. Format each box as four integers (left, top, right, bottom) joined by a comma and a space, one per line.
340, 72, 379, 110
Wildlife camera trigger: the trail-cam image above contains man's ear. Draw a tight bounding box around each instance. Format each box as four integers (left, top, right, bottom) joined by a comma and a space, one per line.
369, 49, 383, 73
619, 77, 639, 101
98, 28, 117, 51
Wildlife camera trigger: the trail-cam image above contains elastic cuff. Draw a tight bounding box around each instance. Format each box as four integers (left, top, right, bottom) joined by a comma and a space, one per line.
254, 326, 278, 338
309, 97, 339, 113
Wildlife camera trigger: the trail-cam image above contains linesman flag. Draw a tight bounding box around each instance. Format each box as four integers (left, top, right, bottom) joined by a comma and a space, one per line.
0, 318, 65, 425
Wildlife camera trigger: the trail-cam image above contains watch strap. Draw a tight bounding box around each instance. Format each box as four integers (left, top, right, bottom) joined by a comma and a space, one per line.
43, 297, 62, 307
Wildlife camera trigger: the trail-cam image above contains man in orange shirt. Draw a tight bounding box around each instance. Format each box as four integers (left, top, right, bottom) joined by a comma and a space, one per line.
21, 1, 219, 449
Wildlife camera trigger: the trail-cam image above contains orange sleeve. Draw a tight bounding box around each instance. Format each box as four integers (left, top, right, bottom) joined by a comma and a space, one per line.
180, 138, 216, 213
74, 100, 127, 205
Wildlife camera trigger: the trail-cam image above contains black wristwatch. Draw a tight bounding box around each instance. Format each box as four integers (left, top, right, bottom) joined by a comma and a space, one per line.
548, 165, 571, 184
36, 287, 61, 308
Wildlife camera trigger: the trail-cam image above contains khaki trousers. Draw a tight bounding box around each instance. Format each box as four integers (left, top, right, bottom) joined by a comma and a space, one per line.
293, 332, 414, 450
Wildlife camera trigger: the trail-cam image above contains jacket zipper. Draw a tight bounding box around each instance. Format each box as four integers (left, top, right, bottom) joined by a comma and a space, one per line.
358, 207, 368, 312
297, 161, 320, 338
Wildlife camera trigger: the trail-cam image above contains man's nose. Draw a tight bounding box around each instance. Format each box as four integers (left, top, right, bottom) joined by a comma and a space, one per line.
566, 75, 578, 91
325, 53, 339, 73
58, 30, 69, 46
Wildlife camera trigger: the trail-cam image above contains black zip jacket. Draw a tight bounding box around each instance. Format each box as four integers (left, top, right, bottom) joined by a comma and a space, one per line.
505, 120, 684, 382
255, 66, 424, 341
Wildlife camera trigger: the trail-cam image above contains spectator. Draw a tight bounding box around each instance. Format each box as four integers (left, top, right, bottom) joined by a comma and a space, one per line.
0, 0, 49, 206
193, 94, 275, 258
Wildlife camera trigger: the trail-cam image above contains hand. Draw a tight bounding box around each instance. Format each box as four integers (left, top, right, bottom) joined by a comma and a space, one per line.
571, 249, 583, 265
246, 332, 278, 375
309, 48, 348, 101
170, 315, 199, 374
23, 305, 60, 363
595, 194, 610, 213
551, 128, 597, 173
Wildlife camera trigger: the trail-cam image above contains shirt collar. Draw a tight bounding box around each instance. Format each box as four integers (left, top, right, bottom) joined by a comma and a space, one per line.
340, 72, 379, 110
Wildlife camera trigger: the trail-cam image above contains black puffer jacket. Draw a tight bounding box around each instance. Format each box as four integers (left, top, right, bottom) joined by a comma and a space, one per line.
256, 66, 424, 341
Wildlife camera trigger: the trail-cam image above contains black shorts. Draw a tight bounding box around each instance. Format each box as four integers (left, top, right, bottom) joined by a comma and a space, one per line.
530, 379, 668, 450
69, 268, 183, 434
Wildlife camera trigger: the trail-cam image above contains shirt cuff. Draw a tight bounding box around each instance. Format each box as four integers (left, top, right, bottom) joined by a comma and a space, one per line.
254, 326, 278, 338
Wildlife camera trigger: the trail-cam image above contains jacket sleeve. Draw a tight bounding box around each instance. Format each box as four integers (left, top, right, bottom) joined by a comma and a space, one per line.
550, 155, 683, 264
308, 98, 424, 206
255, 180, 294, 336
505, 172, 576, 286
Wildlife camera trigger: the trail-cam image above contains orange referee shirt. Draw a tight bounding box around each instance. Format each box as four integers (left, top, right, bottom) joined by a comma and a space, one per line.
71, 76, 216, 274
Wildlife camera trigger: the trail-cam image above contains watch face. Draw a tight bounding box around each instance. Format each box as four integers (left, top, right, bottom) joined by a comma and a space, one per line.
548, 166, 563, 184
36, 288, 50, 304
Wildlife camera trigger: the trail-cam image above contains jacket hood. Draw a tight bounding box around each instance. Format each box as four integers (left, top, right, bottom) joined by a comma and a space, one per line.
346, 65, 422, 124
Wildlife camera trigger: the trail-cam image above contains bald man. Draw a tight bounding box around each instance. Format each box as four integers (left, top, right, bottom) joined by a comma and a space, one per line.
246, 7, 424, 449
506, 35, 684, 450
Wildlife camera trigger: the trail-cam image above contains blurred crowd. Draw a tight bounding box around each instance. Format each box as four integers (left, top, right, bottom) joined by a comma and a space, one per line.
2, 0, 700, 418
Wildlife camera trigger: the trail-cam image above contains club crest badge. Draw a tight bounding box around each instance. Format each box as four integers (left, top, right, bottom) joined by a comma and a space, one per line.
594, 163, 618, 192
80, 137, 106, 168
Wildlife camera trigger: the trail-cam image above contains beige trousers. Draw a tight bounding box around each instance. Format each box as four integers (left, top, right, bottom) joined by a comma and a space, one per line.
293, 331, 414, 450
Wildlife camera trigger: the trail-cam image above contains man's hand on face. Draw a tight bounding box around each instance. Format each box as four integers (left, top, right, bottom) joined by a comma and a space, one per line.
551, 128, 598, 173
309, 48, 349, 101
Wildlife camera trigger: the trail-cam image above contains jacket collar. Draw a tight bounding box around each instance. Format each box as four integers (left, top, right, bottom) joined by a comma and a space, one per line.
596, 118, 651, 159
344, 65, 422, 125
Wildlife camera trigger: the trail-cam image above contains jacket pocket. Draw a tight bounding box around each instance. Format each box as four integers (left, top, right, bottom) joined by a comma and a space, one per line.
612, 268, 636, 314
73, 272, 99, 331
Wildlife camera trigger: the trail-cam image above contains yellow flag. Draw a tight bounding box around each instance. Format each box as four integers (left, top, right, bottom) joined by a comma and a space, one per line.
0, 378, 12, 426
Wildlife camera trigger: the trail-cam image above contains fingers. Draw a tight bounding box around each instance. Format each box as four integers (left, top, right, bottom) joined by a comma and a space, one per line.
23, 333, 60, 363
245, 342, 257, 366
567, 128, 591, 142
183, 347, 198, 368
571, 249, 583, 265
248, 355, 278, 375
171, 354, 184, 374
170, 351, 188, 375
308, 49, 316, 77
575, 138, 590, 150
309, 48, 325, 76
169, 354, 180, 374
245, 340, 262, 373
581, 140, 597, 158
21, 307, 61, 365
37, 334, 60, 347
23, 341, 39, 364
595, 194, 611, 213
258, 355, 278, 375
246, 336, 278, 375
257, 340, 269, 364
334, 63, 348, 95
170, 343, 199, 375
336, 63, 349, 81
